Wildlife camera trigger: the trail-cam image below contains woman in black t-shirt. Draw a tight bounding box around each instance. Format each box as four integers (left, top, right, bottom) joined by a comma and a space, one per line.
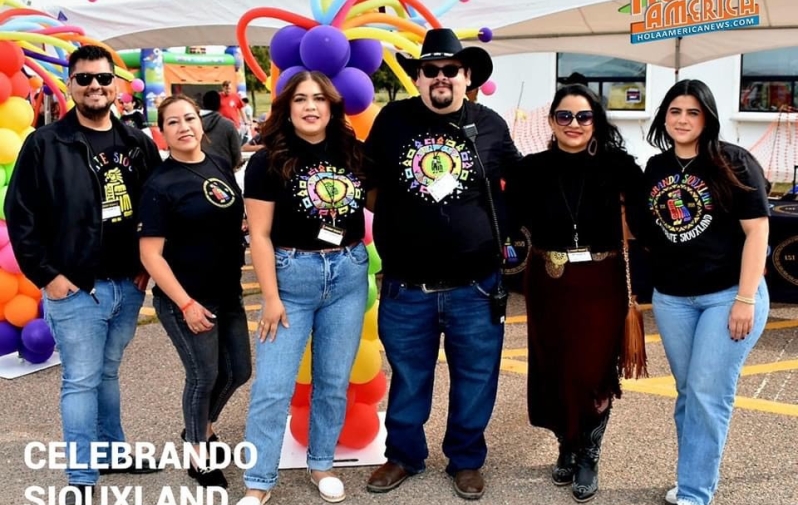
138, 95, 251, 489
641, 80, 770, 505
505, 84, 646, 502
237, 71, 370, 505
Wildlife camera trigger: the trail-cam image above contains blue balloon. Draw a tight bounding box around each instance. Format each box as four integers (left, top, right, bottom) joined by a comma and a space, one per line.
19, 345, 53, 365
275, 66, 308, 96
270, 25, 307, 70
0, 321, 20, 357
299, 25, 350, 77
332, 67, 374, 116
21, 318, 54, 355
347, 39, 383, 76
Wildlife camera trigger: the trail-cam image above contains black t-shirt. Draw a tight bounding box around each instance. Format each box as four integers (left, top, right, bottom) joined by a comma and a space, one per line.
641, 143, 770, 296
138, 156, 245, 303
121, 111, 146, 130
82, 125, 141, 280
364, 97, 522, 284
506, 148, 646, 252
244, 136, 367, 249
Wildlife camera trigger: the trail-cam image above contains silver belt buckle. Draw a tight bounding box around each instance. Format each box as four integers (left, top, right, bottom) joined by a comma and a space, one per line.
420, 283, 452, 294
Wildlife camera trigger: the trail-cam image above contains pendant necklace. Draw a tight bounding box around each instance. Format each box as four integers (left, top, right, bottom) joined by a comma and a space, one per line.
675, 153, 697, 173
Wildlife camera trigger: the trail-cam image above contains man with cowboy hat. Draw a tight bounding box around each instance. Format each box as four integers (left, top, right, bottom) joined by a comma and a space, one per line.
364, 28, 522, 500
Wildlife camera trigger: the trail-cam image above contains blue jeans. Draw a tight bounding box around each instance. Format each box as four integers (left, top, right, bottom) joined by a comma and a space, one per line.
378, 273, 504, 475
652, 279, 769, 505
153, 294, 251, 444
43, 278, 145, 486
242, 243, 368, 491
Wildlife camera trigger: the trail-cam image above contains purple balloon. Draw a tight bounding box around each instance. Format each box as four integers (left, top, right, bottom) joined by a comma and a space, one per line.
270, 25, 307, 70
332, 67, 374, 116
21, 318, 54, 355
479, 27, 494, 42
275, 65, 308, 96
38, 299, 44, 319
0, 321, 20, 357
347, 39, 383, 75
19, 345, 53, 364
299, 25, 351, 76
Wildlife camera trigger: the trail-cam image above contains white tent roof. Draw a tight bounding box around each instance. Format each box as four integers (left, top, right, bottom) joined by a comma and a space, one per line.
35, 0, 798, 69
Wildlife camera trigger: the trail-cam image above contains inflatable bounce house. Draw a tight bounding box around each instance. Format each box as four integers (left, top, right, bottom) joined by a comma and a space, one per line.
119, 46, 247, 125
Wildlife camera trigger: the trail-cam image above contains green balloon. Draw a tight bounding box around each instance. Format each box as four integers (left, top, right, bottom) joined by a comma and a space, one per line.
0, 168, 6, 189
0, 186, 7, 219
3, 163, 12, 186
366, 274, 377, 310
366, 242, 382, 275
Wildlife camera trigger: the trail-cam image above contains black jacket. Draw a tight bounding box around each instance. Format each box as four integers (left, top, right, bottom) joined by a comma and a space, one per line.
201, 111, 242, 172
4, 108, 162, 290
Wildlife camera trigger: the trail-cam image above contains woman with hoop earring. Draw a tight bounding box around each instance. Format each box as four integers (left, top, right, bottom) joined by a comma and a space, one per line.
504, 84, 646, 502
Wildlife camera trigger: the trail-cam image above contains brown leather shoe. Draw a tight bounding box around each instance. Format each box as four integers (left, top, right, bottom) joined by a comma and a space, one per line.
453, 469, 485, 500
366, 462, 410, 493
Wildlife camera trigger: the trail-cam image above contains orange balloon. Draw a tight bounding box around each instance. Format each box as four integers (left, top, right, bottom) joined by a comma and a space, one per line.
351, 370, 387, 405
28, 76, 43, 90
5, 294, 38, 327
289, 404, 310, 447
8, 71, 31, 99
347, 102, 380, 141
0, 269, 18, 304
16, 275, 40, 301
0, 302, 6, 322
338, 402, 380, 449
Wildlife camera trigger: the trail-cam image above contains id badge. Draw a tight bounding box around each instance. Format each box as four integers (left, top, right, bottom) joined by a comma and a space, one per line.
428, 172, 457, 202
318, 224, 345, 245
566, 247, 592, 263
101, 201, 122, 221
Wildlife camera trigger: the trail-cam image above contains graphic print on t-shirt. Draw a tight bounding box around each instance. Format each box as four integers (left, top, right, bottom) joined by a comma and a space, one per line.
203, 178, 236, 208
649, 173, 714, 243
293, 161, 363, 223
400, 133, 475, 203
90, 151, 134, 223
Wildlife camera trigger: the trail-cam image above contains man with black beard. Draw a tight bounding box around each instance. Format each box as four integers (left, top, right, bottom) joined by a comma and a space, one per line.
364, 29, 522, 500
5, 45, 162, 505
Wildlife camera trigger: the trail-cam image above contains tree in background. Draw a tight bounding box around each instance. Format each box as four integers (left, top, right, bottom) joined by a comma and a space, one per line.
371, 61, 403, 102
246, 46, 271, 112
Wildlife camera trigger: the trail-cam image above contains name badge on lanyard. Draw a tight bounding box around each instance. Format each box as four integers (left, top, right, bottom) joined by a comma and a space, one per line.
566, 247, 592, 263
318, 224, 345, 245
102, 201, 122, 221
428, 172, 458, 202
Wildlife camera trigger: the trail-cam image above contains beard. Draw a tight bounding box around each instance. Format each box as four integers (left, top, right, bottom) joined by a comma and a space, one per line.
76, 100, 112, 122
429, 85, 453, 110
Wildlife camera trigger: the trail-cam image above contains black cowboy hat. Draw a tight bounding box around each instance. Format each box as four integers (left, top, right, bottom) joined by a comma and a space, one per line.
396, 28, 492, 91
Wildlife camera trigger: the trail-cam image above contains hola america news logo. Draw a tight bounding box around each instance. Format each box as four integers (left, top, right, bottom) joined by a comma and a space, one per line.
22, 440, 256, 504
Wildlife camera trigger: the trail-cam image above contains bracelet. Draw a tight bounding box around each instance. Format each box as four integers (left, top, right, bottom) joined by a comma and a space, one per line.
180, 299, 196, 312
734, 294, 756, 305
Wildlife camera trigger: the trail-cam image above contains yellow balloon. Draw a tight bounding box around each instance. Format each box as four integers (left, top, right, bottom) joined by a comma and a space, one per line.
296, 339, 312, 385
0, 129, 23, 165
349, 339, 382, 384
0, 97, 34, 133
383, 47, 418, 96
66, 98, 75, 111
19, 126, 36, 142
344, 27, 420, 57
361, 302, 379, 341
347, 0, 409, 19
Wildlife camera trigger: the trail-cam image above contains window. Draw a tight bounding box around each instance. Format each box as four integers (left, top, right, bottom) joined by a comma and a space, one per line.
556, 53, 647, 111
740, 47, 798, 112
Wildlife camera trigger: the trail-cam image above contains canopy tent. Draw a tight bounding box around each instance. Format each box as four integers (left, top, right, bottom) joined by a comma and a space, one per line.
449, 0, 798, 72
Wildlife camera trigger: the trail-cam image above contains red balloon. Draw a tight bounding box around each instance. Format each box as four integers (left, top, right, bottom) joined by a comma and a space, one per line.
291, 382, 312, 408
0, 73, 11, 103
351, 370, 387, 405
9, 71, 31, 99
289, 405, 310, 447
338, 403, 380, 449
0, 42, 24, 77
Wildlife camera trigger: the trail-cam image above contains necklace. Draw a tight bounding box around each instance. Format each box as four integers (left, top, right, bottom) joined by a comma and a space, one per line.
675, 153, 697, 173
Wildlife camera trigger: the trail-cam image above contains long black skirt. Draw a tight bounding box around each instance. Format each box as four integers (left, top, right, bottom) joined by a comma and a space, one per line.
524, 252, 626, 445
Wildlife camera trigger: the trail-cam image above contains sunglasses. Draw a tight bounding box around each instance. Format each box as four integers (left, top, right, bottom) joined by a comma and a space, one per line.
554, 110, 594, 126
420, 64, 463, 79
71, 72, 115, 87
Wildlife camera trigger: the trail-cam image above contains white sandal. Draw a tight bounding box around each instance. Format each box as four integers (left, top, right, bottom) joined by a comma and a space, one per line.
235, 491, 271, 505
310, 473, 346, 503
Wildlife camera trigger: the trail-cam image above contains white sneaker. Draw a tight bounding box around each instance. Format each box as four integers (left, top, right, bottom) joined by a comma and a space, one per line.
665, 485, 678, 504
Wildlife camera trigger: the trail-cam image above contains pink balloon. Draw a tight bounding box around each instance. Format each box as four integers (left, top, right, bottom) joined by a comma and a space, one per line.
0, 245, 20, 274
0, 222, 9, 249
364, 209, 374, 245
481, 80, 497, 96
120, 92, 132, 103
131, 79, 145, 93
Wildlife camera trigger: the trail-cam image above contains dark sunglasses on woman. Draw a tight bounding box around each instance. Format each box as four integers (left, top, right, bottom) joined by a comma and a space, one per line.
554, 110, 594, 126
71, 72, 115, 87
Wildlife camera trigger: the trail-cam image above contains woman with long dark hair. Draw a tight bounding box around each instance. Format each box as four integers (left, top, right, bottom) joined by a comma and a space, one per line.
505, 84, 646, 502
643, 79, 769, 505
235, 71, 371, 505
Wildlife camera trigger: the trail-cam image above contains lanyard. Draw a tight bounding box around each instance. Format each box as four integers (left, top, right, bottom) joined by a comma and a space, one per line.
558, 175, 586, 248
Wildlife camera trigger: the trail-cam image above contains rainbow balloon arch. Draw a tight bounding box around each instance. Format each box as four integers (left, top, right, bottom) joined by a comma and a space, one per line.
237, 0, 494, 451
0, 0, 140, 366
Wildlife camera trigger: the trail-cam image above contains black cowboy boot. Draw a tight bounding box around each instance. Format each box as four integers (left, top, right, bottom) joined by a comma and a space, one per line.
572, 409, 610, 503
551, 433, 577, 486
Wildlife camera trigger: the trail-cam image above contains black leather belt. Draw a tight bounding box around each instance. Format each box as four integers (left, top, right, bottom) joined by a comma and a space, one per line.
404, 279, 474, 293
